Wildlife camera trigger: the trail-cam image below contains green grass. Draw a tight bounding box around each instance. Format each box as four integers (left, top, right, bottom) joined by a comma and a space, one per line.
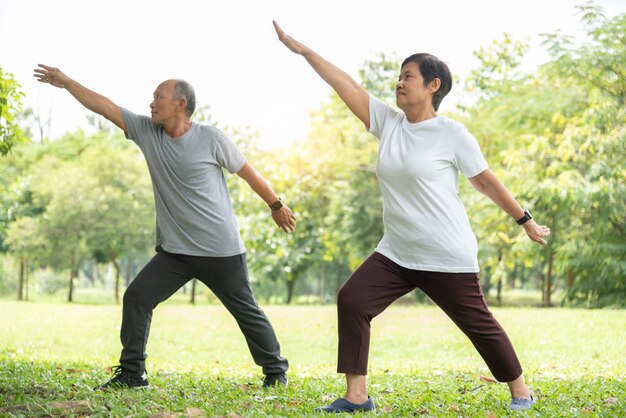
0, 301, 624, 417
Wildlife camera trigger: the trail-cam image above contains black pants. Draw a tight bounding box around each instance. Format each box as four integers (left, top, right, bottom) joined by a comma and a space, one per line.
119, 248, 288, 375
337, 252, 522, 382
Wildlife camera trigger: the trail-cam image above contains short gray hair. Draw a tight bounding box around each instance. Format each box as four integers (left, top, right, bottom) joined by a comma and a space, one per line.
174, 79, 196, 117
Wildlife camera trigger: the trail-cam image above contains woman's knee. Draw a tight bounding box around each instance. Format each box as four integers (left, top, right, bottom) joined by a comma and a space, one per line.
337, 286, 368, 317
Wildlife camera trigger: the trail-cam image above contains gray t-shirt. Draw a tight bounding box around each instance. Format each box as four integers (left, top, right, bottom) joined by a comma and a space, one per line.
122, 109, 246, 256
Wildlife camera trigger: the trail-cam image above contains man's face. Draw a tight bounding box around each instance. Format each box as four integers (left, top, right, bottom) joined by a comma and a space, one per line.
150, 80, 180, 125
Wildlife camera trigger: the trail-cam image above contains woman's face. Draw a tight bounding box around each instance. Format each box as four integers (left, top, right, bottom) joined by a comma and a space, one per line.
395, 62, 435, 112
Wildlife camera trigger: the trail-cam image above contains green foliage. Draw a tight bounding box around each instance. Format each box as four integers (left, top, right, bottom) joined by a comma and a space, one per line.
466, 33, 531, 96
0, 303, 624, 416
458, 3, 626, 307
1, 3, 624, 307
2, 129, 154, 301
0, 67, 26, 156
542, 2, 626, 108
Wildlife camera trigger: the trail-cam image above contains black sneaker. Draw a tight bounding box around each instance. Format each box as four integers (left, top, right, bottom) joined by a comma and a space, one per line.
262, 372, 287, 388
94, 366, 149, 390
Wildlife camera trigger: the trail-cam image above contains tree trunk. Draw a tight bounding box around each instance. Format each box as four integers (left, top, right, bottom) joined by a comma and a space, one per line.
286, 278, 295, 305
510, 263, 520, 289
68, 253, 76, 303
318, 261, 326, 303
125, 259, 133, 287
566, 270, 575, 288
111, 258, 122, 304
543, 216, 556, 307
190, 279, 197, 304
496, 254, 503, 304
17, 259, 25, 301
24, 265, 29, 301
68, 270, 75, 303
544, 249, 554, 306
335, 264, 347, 301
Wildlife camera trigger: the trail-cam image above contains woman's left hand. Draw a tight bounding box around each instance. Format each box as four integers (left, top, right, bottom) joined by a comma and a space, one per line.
522, 220, 550, 245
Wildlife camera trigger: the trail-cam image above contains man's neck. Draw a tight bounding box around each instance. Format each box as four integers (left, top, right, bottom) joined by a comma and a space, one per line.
163, 118, 192, 139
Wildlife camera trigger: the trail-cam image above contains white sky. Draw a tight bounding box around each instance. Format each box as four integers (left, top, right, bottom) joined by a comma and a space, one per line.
2, 0, 624, 148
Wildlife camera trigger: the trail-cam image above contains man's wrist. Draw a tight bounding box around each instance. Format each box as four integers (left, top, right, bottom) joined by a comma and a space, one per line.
516, 209, 532, 226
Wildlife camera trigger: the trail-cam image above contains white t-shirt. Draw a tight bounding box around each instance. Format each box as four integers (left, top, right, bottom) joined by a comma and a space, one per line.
369, 94, 488, 272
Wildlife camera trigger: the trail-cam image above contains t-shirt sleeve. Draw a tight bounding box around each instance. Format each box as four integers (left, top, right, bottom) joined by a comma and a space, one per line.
368, 94, 399, 140
213, 130, 247, 174
121, 108, 155, 147
454, 127, 489, 178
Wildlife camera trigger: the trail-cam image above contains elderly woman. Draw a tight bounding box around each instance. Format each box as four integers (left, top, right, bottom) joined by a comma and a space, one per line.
273, 21, 548, 413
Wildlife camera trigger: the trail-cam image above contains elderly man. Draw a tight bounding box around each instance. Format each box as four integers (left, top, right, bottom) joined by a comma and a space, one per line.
34, 64, 295, 389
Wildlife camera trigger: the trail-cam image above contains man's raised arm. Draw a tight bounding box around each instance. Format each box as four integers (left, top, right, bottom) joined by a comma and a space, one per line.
34, 64, 125, 131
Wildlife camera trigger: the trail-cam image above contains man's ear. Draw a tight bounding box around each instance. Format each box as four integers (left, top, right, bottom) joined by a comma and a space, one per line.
178, 97, 187, 112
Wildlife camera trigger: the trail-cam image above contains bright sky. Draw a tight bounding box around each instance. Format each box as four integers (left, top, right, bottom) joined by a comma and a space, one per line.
2, 0, 624, 148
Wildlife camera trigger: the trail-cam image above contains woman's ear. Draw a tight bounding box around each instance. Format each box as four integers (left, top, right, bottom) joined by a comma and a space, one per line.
429, 78, 441, 93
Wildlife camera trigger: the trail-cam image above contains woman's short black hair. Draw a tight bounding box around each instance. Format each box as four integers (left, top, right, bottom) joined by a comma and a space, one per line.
401, 53, 452, 111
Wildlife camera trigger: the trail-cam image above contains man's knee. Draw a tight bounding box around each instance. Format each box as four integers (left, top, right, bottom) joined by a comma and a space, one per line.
123, 283, 149, 306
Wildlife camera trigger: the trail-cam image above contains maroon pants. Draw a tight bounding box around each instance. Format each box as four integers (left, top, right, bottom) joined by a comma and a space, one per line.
337, 252, 522, 382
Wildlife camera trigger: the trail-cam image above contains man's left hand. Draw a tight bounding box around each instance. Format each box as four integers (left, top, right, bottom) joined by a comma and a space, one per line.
272, 206, 297, 233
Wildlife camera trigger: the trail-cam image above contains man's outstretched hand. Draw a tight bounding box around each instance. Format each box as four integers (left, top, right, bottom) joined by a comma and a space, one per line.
34, 64, 70, 88
272, 205, 297, 233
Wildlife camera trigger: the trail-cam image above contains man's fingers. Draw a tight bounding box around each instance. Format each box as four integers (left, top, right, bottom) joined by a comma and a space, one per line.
34, 65, 57, 83
280, 216, 296, 233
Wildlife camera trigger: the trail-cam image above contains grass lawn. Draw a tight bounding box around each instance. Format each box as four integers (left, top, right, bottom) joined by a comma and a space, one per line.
0, 300, 624, 417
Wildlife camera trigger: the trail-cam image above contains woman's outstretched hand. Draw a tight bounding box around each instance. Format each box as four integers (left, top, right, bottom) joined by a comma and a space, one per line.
273, 20, 309, 55
523, 220, 551, 246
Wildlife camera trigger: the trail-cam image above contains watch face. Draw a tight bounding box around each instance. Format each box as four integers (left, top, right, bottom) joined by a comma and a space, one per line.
271, 200, 283, 211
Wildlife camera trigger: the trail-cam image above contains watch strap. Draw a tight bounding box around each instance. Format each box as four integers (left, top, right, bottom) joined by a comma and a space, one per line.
516, 209, 532, 225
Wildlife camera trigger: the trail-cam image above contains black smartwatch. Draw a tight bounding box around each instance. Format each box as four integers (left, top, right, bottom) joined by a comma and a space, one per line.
270, 199, 283, 212
516, 209, 532, 225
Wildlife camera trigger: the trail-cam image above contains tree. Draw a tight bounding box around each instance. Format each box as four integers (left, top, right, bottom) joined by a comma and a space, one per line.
237, 53, 397, 303
0, 67, 26, 155
539, 3, 626, 306
5, 216, 45, 300
458, 2, 626, 307
82, 137, 154, 303
30, 156, 97, 302
4, 128, 155, 302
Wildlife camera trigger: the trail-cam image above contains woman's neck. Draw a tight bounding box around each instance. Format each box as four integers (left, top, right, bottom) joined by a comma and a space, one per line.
403, 106, 437, 123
